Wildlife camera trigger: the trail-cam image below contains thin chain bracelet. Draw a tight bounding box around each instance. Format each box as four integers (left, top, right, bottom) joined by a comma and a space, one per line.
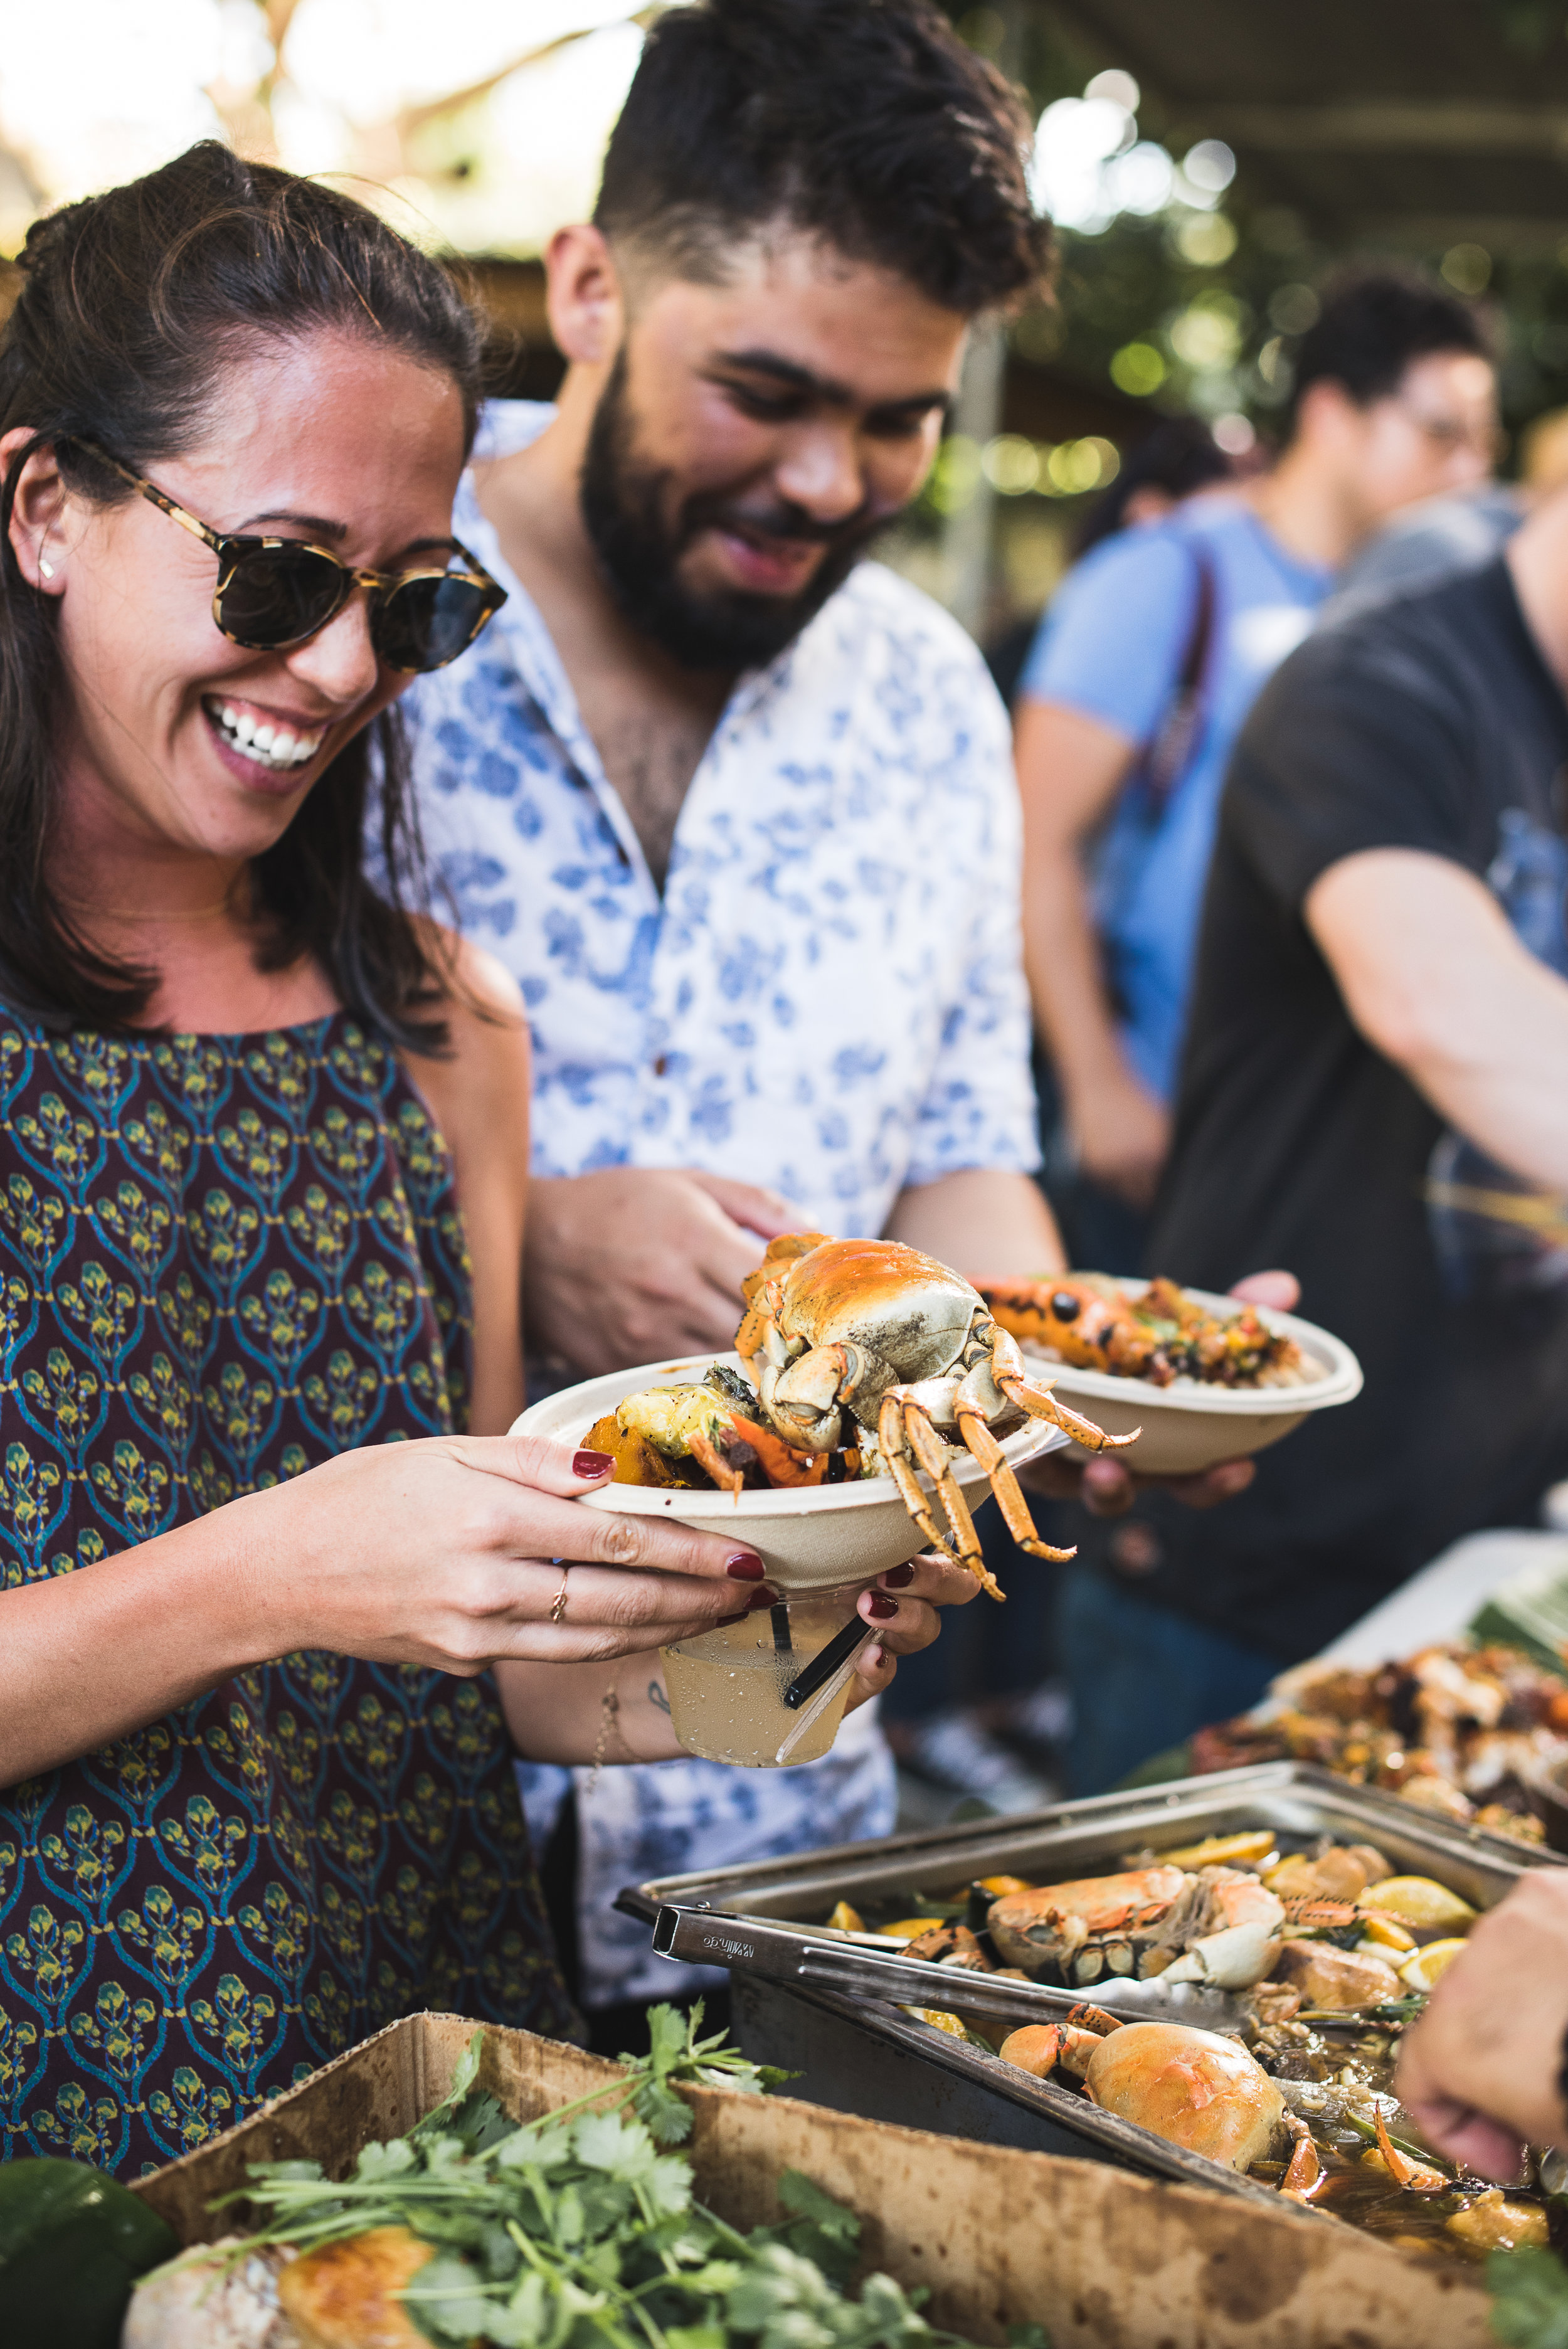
587, 1673, 632, 1791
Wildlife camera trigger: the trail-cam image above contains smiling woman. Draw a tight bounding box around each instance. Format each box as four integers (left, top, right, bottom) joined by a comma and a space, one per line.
0, 142, 965, 2175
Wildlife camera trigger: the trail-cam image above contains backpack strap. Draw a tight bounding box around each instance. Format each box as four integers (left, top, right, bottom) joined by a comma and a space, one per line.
1141, 544, 1216, 804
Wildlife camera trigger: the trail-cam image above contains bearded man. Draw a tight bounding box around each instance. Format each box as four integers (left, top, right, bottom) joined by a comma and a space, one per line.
403, 0, 1111, 2038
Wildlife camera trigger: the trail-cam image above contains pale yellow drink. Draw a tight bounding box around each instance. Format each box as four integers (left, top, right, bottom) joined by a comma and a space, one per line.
660, 1588, 861, 1767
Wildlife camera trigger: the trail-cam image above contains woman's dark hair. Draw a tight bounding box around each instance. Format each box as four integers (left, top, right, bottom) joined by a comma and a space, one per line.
1069, 418, 1234, 561
594, 0, 1051, 317
0, 139, 485, 1048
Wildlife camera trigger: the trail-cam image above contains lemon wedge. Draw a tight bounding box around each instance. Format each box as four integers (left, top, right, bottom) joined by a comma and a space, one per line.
975, 1875, 1033, 1897
1361, 1877, 1476, 1936
825, 1901, 864, 1935
1359, 1913, 1417, 1952
1399, 1938, 1470, 1991
1154, 1830, 1279, 1872
884, 1917, 946, 1939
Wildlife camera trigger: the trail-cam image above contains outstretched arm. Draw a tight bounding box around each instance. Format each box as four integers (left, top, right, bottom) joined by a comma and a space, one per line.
1306, 846, 1568, 1191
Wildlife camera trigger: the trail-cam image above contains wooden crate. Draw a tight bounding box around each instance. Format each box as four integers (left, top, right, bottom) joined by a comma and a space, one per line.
129, 2011, 1490, 2349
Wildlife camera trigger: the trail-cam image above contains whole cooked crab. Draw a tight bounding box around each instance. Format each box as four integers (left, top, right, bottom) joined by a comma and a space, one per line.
734, 1232, 1136, 1596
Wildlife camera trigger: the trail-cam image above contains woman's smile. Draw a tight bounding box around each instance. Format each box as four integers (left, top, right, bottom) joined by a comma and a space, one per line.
201, 689, 331, 784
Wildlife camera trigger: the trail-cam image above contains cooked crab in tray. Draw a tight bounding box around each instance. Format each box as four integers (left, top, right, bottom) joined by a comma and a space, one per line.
593, 1233, 1133, 1598
824, 1832, 1556, 2261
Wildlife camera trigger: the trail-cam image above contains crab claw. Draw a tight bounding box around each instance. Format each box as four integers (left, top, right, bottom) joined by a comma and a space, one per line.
769, 1343, 850, 1450
1281, 2115, 1322, 2197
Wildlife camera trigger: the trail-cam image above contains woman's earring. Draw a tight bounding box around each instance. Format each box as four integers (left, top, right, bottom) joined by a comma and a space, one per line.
38, 556, 55, 579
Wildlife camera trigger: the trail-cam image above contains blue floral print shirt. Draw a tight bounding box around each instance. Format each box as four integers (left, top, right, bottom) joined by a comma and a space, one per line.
403, 404, 1039, 2005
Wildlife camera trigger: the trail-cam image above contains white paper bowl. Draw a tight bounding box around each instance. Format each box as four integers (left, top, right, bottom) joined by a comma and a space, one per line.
1020, 1285, 1363, 1477
512, 1352, 1071, 1592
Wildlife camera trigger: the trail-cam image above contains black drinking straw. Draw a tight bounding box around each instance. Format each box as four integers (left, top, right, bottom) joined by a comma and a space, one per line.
782, 1615, 872, 1710
771, 1603, 793, 1656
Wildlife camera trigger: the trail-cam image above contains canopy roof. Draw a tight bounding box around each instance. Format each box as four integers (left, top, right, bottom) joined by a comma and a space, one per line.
1044, 0, 1568, 253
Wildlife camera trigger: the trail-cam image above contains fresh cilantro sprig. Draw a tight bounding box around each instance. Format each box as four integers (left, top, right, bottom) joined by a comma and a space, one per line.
206, 2008, 1001, 2349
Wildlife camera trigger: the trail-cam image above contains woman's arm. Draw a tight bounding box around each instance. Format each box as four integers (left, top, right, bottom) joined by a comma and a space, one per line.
398, 928, 534, 1438
0, 1432, 779, 1788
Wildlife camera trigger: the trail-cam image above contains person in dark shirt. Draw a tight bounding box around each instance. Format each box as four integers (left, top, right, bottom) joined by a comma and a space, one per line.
1059, 485, 1568, 1791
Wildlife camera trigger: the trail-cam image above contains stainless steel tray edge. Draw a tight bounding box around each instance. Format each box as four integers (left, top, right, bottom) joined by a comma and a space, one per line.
616, 1760, 1563, 1929
731, 1976, 1308, 2214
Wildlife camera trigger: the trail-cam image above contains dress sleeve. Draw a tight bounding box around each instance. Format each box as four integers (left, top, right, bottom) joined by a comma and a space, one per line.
1226, 628, 1478, 913
1017, 526, 1203, 750
901, 672, 1042, 1190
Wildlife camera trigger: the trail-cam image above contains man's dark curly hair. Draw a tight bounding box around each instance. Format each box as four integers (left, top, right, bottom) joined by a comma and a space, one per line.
593, 0, 1051, 317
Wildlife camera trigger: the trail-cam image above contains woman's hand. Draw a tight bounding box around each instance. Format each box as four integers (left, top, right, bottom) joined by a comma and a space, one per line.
1394, 1872, 1568, 2182
0, 1433, 767, 1788
251, 1432, 767, 1671
844, 1549, 982, 1710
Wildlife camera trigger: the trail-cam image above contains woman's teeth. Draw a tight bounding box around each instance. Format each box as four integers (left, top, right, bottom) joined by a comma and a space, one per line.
209, 701, 326, 770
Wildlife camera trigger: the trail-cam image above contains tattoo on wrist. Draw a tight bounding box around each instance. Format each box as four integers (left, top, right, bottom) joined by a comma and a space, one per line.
648, 1678, 671, 1715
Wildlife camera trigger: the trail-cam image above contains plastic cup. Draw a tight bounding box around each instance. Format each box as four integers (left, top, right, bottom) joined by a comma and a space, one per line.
660, 1583, 869, 1768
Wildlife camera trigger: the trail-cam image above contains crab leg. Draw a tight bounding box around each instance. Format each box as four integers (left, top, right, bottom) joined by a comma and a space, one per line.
879, 1391, 965, 1569
1280, 2114, 1322, 2197
955, 1408, 1077, 1564
900, 1401, 1002, 1599
990, 1327, 1140, 1454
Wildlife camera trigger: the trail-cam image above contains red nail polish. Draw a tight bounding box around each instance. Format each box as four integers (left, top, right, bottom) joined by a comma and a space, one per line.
726, 1552, 766, 1580
573, 1449, 613, 1477
882, 1562, 915, 1588
746, 1586, 778, 1611
865, 1591, 898, 1620
716, 1610, 748, 1627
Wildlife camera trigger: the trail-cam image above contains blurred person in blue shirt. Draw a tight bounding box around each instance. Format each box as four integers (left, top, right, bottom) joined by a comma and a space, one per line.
1015, 273, 1497, 1268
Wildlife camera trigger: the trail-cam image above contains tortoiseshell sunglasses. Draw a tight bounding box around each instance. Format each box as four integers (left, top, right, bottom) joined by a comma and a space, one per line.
73, 440, 506, 673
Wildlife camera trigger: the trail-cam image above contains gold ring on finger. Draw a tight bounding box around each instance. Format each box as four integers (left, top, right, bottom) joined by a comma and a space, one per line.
550, 1564, 571, 1624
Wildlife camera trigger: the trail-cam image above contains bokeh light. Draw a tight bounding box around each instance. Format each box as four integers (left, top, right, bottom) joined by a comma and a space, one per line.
0, 0, 650, 257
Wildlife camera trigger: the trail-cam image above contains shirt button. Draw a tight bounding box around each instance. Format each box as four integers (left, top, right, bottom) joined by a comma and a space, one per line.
652, 1054, 669, 1077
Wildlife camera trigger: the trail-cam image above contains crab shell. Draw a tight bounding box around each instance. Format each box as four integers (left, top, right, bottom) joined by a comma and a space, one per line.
987, 1867, 1189, 1976
1085, 2023, 1285, 2171
736, 1236, 1002, 1447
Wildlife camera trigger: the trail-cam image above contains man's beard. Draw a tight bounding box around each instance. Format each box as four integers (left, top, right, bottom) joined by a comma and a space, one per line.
578, 349, 886, 672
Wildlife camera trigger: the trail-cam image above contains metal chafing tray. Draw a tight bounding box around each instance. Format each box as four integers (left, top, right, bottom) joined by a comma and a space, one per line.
616, 1763, 1565, 2202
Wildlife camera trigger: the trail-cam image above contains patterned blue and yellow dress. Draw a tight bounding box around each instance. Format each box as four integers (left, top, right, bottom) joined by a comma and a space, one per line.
0, 1010, 576, 2175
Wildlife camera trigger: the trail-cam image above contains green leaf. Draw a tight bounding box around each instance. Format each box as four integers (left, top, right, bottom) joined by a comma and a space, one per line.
637, 2080, 695, 2147
665, 2326, 728, 2349
1007, 2325, 1051, 2349
779, 2173, 860, 2244
410, 2028, 488, 2145
1490, 2249, 1568, 2349
399, 2249, 498, 2342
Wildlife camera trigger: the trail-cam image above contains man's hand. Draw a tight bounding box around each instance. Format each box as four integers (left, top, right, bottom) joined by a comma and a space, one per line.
524, 1167, 800, 1374
1394, 1872, 1568, 2182
1018, 1271, 1301, 1515
1068, 1065, 1172, 1212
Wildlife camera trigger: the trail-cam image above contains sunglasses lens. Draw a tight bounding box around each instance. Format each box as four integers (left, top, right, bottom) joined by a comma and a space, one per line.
376, 575, 495, 672
216, 545, 346, 649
